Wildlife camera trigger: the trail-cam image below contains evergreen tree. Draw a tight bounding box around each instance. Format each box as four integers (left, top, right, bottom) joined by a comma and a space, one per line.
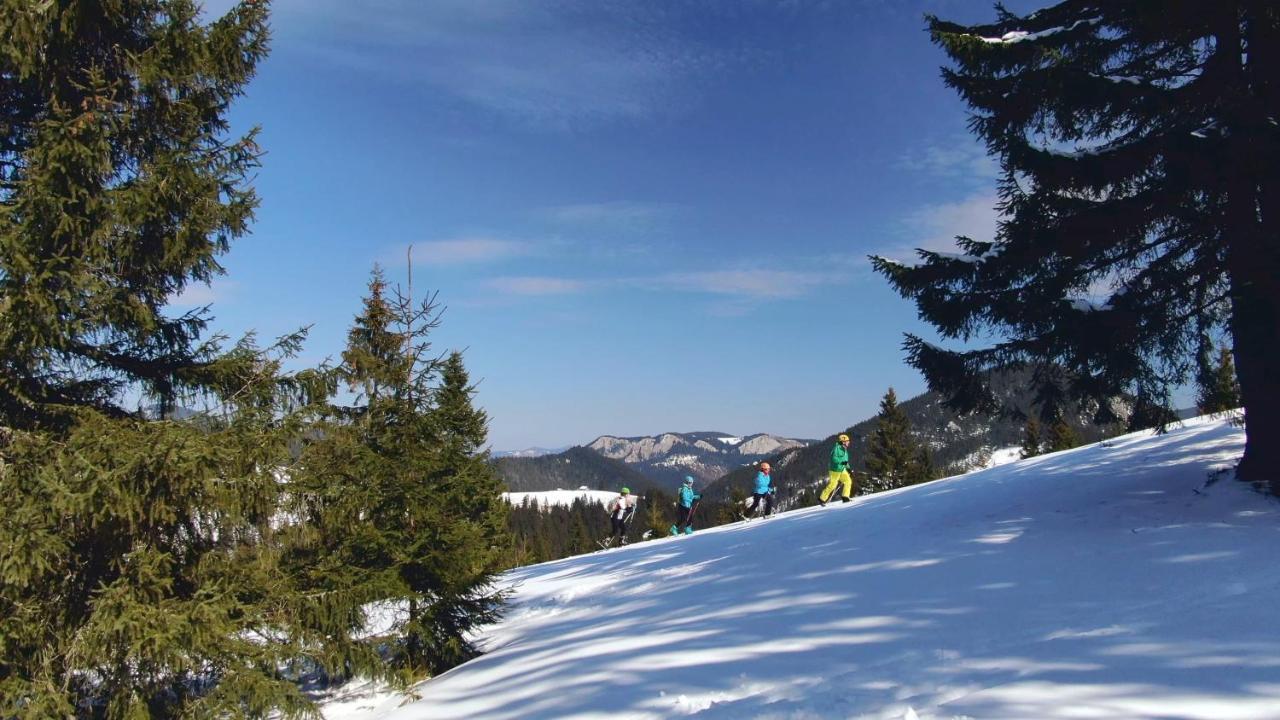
864, 388, 922, 492
873, 2, 1280, 495
1046, 412, 1081, 453
0, 0, 270, 428
288, 269, 507, 678
1196, 343, 1242, 415
1127, 393, 1182, 433
0, 1, 332, 716
2, 337, 326, 719
1020, 416, 1044, 459
914, 445, 937, 484
720, 485, 748, 523
644, 489, 673, 538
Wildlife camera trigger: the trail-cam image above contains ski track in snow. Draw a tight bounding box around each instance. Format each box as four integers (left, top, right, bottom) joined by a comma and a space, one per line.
324, 417, 1280, 720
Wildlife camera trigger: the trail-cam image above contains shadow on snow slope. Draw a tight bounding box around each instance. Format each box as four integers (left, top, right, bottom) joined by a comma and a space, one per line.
378, 417, 1280, 720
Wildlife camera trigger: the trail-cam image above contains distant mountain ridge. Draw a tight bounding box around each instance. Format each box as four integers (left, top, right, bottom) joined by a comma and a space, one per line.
492, 446, 568, 459
586, 431, 809, 489
493, 446, 655, 494
491, 431, 811, 495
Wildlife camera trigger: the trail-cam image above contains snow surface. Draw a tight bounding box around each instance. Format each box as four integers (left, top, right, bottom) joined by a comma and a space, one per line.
503, 489, 620, 508
328, 416, 1279, 719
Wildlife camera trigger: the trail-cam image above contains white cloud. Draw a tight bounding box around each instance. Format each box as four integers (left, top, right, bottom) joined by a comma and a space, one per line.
168, 279, 237, 308
404, 238, 532, 266
484, 276, 591, 296
887, 191, 1002, 261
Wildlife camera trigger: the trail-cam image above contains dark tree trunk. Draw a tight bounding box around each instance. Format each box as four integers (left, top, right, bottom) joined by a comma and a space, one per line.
1230, 274, 1280, 494
1226, 4, 1280, 495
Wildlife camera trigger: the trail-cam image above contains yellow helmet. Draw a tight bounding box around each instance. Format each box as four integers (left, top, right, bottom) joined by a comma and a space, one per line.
837, 433, 850, 443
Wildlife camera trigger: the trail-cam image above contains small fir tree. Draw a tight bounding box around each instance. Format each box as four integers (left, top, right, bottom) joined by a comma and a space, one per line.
864, 388, 923, 492
914, 445, 937, 484
1196, 344, 1242, 415
1046, 412, 1081, 454
1020, 417, 1044, 459
287, 269, 508, 678
645, 488, 673, 538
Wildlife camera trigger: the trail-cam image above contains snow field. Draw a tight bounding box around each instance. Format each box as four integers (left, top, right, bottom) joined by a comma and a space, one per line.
328, 416, 1280, 719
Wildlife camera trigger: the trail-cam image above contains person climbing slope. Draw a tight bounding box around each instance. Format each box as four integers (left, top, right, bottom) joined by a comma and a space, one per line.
670, 476, 701, 535
745, 462, 775, 518
819, 433, 854, 505
602, 487, 637, 548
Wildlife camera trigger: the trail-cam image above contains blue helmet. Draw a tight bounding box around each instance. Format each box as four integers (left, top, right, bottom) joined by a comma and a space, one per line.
683, 476, 694, 485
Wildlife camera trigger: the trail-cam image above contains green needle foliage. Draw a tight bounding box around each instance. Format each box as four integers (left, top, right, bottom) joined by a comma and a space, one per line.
285, 269, 509, 681
0, 0, 270, 429
0, 2, 349, 716
1, 335, 330, 719
864, 388, 932, 492
873, 1, 1280, 495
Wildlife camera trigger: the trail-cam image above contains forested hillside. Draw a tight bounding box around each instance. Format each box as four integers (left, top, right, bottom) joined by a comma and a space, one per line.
494, 446, 656, 493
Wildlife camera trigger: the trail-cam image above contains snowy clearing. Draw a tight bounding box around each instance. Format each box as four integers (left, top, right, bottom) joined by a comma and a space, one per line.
503, 489, 618, 508
328, 416, 1279, 719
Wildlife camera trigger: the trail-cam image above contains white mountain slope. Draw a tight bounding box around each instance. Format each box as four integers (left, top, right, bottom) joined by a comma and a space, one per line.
325, 416, 1279, 720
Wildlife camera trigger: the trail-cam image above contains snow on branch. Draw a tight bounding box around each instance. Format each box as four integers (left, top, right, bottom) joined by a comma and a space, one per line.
976, 17, 1101, 44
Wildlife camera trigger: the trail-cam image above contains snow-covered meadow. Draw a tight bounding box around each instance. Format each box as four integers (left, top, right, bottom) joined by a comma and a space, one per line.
326, 416, 1279, 719
502, 489, 619, 508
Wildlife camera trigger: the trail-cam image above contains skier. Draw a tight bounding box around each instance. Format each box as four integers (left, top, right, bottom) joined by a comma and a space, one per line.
602, 487, 637, 547
670, 476, 701, 535
819, 433, 854, 505
745, 461, 775, 518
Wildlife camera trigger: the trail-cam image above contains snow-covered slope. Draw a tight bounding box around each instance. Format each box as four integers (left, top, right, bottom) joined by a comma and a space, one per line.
327, 416, 1279, 719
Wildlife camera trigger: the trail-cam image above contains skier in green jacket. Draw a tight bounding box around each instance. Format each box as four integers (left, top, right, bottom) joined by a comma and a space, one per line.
819, 433, 854, 505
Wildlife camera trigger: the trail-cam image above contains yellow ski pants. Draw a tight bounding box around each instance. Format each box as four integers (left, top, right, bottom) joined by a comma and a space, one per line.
820, 470, 853, 502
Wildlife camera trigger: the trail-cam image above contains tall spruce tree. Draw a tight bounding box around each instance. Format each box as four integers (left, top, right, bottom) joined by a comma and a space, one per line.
864, 388, 925, 492
0, 1, 333, 716
0, 0, 269, 428
872, 2, 1280, 495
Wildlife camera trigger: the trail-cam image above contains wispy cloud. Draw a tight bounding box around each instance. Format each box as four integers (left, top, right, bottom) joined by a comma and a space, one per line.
397, 237, 532, 266
653, 269, 843, 299
541, 201, 678, 230
255, 1, 736, 128
897, 137, 999, 183
483, 276, 593, 296
168, 279, 237, 308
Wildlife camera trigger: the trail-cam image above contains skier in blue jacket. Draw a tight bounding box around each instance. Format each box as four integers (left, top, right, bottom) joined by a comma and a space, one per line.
670, 476, 701, 535
745, 461, 775, 517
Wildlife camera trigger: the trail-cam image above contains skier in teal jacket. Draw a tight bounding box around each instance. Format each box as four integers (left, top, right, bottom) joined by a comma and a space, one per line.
745, 462, 775, 517
670, 476, 701, 535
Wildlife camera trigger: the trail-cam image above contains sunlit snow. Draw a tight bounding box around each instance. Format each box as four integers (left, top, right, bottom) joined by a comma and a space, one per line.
327, 416, 1278, 720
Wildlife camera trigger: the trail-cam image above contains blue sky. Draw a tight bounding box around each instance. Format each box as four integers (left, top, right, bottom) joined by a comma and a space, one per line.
188, 0, 1042, 450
